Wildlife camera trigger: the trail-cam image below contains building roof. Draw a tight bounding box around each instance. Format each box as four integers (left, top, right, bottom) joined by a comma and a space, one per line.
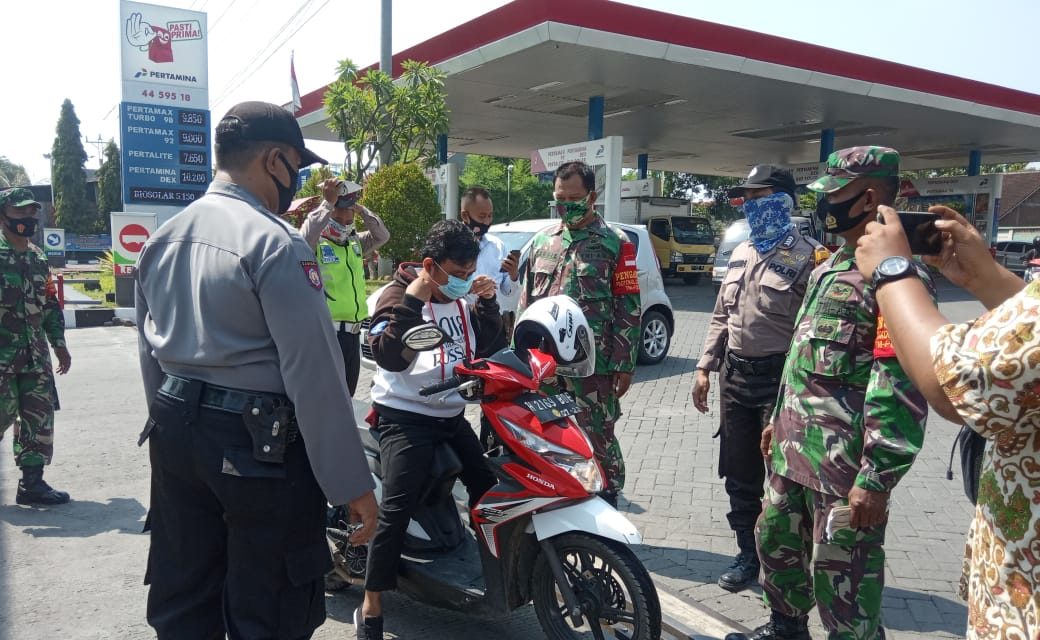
999, 172, 1040, 219
296, 0, 1040, 175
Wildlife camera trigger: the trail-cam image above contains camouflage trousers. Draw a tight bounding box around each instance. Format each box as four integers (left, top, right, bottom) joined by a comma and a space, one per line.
757, 473, 887, 640
561, 373, 625, 492
0, 370, 57, 467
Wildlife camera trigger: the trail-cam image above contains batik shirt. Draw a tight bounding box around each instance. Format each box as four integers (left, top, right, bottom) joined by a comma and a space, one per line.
931, 280, 1040, 640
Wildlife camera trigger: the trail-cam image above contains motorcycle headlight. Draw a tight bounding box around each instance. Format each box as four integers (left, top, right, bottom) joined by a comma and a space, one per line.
502, 418, 603, 493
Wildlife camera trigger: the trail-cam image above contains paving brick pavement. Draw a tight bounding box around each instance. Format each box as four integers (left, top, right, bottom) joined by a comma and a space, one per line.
0, 277, 984, 640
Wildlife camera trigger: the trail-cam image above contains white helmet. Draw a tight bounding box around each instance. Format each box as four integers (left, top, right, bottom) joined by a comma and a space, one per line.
513, 296, 595, 378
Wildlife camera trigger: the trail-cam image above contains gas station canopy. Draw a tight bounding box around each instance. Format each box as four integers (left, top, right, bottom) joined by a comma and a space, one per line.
295, 0, 1040, 176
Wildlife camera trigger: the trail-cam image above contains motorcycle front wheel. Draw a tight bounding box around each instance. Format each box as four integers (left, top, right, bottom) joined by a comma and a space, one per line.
532, 534, 661, 640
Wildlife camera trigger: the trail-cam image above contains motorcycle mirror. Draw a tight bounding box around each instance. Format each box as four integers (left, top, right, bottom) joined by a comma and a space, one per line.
402, 323, 448, 351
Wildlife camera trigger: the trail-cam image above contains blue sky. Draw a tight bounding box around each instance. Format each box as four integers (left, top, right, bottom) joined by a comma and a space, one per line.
2, 0, 1036, 182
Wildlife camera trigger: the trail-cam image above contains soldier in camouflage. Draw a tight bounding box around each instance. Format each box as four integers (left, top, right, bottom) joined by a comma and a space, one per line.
0, 188, 72, 505
727, 148, 932, 640
517, 161, 641, 506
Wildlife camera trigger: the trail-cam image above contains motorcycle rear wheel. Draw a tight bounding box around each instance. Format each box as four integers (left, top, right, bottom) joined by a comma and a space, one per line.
532, 534, 661, 640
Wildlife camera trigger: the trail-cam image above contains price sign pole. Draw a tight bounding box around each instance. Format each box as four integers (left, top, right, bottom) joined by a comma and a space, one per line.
118, 0, 209, 306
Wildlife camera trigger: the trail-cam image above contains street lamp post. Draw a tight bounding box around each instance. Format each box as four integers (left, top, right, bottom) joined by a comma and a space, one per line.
506, 163, 514, 217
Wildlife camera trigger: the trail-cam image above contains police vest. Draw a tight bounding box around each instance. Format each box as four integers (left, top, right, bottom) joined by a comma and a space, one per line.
316, 235, 367, 322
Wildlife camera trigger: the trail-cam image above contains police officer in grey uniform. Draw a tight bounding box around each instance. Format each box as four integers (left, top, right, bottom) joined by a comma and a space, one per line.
691, 166, 829, 592
135, 101, 378, 640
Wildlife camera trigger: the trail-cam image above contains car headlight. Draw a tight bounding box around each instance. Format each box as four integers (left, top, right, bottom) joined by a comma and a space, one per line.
670, 250, 682, 263
501, 418, 603, 493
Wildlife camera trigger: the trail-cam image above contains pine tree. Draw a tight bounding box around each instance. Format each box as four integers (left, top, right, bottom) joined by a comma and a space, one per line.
51, 99, 93, 233
95, 140, 121, 231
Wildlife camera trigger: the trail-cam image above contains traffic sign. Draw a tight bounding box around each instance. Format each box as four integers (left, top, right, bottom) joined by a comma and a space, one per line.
42, 228, 66, 255
111, 213, 157, 277
119, 223, 151, 253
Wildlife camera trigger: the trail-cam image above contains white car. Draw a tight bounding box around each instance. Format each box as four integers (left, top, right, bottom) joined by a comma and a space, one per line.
360, 218, 674, 368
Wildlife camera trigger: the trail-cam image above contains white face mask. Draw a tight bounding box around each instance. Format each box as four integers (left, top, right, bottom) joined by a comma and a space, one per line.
322, 219, 351, 245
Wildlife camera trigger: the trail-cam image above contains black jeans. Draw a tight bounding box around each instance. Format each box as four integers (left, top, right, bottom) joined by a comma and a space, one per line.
144, 391, 330, 640
336, 330, 361, 397
365, 405, 497, 592
718, 354, 783, 533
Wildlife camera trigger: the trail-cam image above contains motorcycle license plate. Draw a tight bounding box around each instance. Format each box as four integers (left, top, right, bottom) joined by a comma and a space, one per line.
521, 393, 581, 422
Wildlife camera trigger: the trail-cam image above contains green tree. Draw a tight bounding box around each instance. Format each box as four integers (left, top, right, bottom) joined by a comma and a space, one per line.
295, 165, 335, 199
323, 59, 449, 182
901, 162, 1029, 180
51, 99, 94, 233
0, 157, 30, 187
360, 162, 440, 263
95, 140, 121, 230
459, 155, 553, 221
664, 172, 742, 224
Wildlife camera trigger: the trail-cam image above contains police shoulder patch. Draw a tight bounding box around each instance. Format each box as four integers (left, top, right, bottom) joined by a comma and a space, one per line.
300, 261, 322, 290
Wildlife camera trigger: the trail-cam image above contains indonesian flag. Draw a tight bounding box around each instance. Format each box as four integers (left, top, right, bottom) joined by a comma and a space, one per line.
290, 51, 302, 113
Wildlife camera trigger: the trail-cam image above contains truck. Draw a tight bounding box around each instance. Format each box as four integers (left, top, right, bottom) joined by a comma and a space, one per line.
615, 194, 715, 285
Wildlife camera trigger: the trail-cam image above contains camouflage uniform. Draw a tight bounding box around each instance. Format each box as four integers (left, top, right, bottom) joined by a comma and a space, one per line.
756, 148, 932, 639
0, 189, 65, 468
518, 215, 641, 491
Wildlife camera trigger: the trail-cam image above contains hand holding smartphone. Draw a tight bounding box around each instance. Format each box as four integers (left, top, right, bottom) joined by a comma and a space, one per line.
500, 249, 521, 273
880, 211, 943, 255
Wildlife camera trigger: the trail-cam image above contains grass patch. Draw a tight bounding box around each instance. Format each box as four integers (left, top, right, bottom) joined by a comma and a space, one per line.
64, 271, 116, 308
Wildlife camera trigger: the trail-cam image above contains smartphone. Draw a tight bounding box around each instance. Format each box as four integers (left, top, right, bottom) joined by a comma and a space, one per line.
501, 249, 522, 273
884, 211, 943, 256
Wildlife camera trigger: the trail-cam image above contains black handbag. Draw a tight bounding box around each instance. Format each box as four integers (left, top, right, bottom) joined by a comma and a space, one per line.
947, 425, 987, 504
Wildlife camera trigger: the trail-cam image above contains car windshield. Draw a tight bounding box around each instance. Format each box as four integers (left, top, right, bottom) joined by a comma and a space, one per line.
671, 218, 714, 244
722, 221, 750, 242
494, 231, 539, 253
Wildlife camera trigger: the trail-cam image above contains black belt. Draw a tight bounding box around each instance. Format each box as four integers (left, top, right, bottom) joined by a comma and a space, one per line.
158, 375, 299, 442
726, 352, 786, 376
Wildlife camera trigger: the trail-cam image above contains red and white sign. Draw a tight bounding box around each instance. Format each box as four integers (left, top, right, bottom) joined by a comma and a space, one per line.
120, 223, 151, 253
111, 212, 158, 277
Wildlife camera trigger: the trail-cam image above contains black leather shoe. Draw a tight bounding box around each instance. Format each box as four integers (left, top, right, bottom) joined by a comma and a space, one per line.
717, 551, 760, 592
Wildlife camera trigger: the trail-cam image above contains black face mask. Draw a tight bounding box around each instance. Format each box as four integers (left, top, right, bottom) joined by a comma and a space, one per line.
271, 153, 299, 215
468, 221, 490, 237
815, 190, 868, 233
3, 216, 37, 238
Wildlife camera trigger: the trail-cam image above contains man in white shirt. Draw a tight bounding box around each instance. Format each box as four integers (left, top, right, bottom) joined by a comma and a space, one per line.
461, 187, 519, 319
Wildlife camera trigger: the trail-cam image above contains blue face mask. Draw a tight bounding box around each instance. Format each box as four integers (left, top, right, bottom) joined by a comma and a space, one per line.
434, 262, 475, 300
742, 192, 795, 253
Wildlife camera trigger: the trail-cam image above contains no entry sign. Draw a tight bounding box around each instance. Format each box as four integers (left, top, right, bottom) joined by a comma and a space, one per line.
111, 212, 157, 276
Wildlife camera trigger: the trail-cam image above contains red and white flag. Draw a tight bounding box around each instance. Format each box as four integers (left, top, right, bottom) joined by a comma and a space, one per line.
290, 51, 302, 113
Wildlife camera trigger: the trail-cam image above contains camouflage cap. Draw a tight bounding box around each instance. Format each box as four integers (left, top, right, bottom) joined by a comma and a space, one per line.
0, 187, 41, 209
807, 146, 900, 194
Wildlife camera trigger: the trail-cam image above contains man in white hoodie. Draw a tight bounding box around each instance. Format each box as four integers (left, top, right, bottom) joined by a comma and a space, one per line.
356, 219, 502, 640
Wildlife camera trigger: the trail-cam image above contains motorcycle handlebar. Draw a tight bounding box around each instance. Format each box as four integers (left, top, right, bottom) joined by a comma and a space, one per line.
419, 375, 463, 396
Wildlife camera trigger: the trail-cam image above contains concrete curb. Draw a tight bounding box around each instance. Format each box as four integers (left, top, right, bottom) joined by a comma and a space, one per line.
62, 307, 136, 328
657, 582, 751, 640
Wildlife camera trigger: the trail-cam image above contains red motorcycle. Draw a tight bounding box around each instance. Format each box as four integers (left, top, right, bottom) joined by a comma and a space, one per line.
328, 297, 662, 640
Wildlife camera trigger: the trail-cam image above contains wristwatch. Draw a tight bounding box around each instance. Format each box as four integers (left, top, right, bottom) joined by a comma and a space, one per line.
872, 256, 915, 288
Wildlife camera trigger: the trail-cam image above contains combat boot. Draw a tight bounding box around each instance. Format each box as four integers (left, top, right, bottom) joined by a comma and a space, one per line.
724, 610, 811, 640
16, 466, 70, 506
718, 529, 760, 591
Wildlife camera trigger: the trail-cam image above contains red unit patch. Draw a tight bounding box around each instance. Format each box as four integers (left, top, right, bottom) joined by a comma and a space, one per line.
612, 241, 640, 295
873, 314, 896, 359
